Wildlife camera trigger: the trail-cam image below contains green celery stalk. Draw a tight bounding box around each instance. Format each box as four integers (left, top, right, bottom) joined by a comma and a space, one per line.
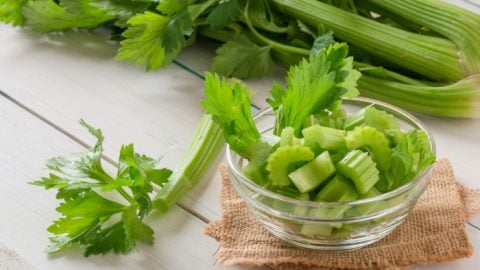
272, 0, 464, 81
358, 75, 480, 118
153, 114, 225, 211
369, 0, 480, 75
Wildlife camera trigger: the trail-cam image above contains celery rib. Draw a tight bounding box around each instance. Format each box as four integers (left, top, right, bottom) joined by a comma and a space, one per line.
272, 0, 464, 81
266, 145, 315, 186
153, 114, 225, 211
369, 0, 480, 75
337, 150, 380, 194
358, 75, 480, 118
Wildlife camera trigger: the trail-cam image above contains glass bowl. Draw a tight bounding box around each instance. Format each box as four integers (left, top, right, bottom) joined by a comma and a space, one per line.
226, 97, 436, 250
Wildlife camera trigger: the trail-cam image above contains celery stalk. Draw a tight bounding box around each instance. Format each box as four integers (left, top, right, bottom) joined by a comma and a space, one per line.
272, 0, 464, 81
153, 114, 225, 211
358, 75, 480, 118
369, 0, 480, 75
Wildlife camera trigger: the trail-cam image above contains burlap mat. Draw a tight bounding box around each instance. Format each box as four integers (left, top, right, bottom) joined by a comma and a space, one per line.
205, 159, 480, 270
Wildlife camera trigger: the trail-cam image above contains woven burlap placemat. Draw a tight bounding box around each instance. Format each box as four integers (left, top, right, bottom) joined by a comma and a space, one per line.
206, 159, 480, 270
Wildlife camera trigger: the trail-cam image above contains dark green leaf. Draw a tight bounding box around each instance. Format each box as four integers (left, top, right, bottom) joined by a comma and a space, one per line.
122, 206, 154, 244
201, 72, 260, 159
211, 35, 275, 79
207, 0, 240, 30
0, 0, 27, 26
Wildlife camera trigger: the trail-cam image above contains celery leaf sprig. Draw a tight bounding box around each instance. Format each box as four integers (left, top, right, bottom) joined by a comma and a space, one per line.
268, 43, 361, 136
32, 115, 224, 256
32, 120, 166, 256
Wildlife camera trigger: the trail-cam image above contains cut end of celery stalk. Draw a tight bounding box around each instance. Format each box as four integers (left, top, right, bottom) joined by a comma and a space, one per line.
288, 151, 336, 193
336, 150, 380, 194
153, 114, 225, 211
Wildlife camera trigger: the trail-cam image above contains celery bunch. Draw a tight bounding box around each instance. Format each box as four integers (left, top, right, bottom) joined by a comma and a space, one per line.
1, 0, 479, 117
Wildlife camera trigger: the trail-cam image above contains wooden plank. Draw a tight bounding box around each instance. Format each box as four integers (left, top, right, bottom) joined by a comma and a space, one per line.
0, 96, 238, 270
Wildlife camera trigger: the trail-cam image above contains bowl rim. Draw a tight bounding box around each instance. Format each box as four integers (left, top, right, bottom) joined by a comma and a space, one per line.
226, 97, 436, 207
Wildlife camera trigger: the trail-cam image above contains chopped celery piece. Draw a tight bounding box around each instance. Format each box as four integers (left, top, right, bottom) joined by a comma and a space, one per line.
364, 107, 400, 132
375, 172, 394, 193
357, 187, 388, 215
279, 127, 303, 147
316, 174, 359, 202
336, 150, 380, 194
329, 148, 348, 163
288, 151, 336, 193
260, 133, 281, 148
310, 108, 347, 129
302, 125, 346, 151
266, 145, 314, 186
300, 222, 334, 236
243, 142, 272, 186
272, 188, 310, 214
345, 126, 392, 171
344, 106, 400, 132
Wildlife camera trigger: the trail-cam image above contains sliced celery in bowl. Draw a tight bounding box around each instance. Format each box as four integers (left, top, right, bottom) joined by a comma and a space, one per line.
226, 97, 435, 250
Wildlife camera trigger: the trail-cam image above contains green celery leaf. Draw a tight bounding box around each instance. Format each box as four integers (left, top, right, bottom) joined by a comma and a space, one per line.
56, 191, 125, 218
22, 0, 116, 32
211, 34, 275, 79
207, 0, 240, 30
146, 168, 173, 186
157, 0, 190, 16
202, 72, 260, 159
116, 10, 193, 70
246, 0, 287, 33
122, 205, 154, 244
311, 31, 334, 55
43, 120, 111, 185
84, 221, 134, 256
270, 43, 361, 136
48, 216, 99, 237
0, 0, 27, 26
88, 0, 153, 28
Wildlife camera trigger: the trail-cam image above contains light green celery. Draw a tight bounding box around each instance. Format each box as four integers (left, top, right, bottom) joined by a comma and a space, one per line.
356, 187, 388, 216
288, 151, 336, 193
302, 125, 346, 151
279, 127, 303, 147
316, 174, 359, 202
266, 145, 314, 186
153, 114, 224, 211
345, 126, 392, 171
369, 0, 480, 75
344, 106, 400, 132
358, 75, 480, 118
301, 175, 359, 235
272, 0, 464, 81
336, 150, 379, 194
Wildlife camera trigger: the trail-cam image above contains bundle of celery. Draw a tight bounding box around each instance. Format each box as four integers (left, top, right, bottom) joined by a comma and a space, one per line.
1, 0, 479, 117
32, 115, 224, 256
202, 42, 435, 236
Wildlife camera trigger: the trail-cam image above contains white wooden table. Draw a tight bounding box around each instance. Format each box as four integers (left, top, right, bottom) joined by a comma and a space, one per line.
1, 1, 480, 269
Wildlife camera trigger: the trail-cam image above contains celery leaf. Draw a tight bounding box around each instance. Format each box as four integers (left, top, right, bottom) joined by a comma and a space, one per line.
0, 0, 27, 26
31, 120, 167, 256
202, 72, 260, 158
207, 0, 240, 30
211, 35, 275, 79
116, 10, 193, 70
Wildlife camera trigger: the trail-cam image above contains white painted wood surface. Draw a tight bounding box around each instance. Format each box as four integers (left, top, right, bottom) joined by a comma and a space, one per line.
0, 0, 479, 269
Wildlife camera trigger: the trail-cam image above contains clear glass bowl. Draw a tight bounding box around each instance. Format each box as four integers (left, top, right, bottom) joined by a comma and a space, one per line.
226, 97, 436, 250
